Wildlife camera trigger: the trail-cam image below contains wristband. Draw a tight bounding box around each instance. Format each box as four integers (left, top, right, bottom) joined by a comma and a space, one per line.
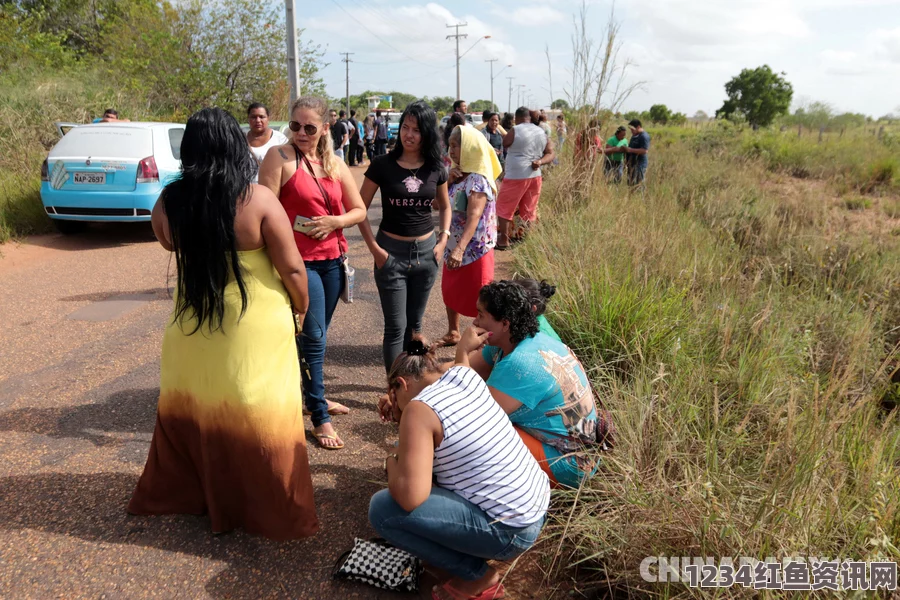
438, 229, 451, 238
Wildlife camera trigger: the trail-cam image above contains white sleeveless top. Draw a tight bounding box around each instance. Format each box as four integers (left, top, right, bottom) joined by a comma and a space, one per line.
505, 124, 547, 180
414, 366, 550, 527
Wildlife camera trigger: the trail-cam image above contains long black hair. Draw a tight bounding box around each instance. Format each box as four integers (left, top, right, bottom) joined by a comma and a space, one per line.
443, 112, 466, 150
388, 101, 442, 169
163, 107, 255, 334
478, 281, 539, 344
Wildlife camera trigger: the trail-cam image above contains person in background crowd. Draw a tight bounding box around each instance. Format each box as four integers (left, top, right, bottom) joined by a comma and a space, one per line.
371, 337, 549, 600
259, 96, 368, 450
94, 108, 130, 123
475, 109, 507, 136
374, 110, 389, 157
439, 124, 502, 347
356, 115, 366, 165
574, 118, 602, 165
538, 113, 552, 139
457, 281, 613, 488
347, 109, 360, 167
603, 125, 629, 183
246, 102, 289, 183
358, 101, 452, 373
495, 107, 554, 249
329, 109, 347, 161
364, 114, 376, 162
453, 99, 468, 117
554, 114, 567, 165
514, 278, 561, 342
338, 110, 351, 160
129, 107, 317, 540
500, 113, 515, 162
442, 112, 467, 169
481, 111, 504, 171
623, 118, 651, 186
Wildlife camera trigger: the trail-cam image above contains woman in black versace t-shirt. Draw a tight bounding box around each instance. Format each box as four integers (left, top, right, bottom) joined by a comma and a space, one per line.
359, 101, 451, 372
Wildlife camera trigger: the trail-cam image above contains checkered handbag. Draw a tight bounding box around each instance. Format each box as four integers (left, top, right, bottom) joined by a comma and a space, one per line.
333, 537, 422, 593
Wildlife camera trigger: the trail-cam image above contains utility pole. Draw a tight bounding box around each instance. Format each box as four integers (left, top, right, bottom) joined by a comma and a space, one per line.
517, 84, 526, 107
285, 0, 300, 104
446, 23, 468, 100
507, 77, 514, 113
485, 58, 498, 111
341, 52, 354, 116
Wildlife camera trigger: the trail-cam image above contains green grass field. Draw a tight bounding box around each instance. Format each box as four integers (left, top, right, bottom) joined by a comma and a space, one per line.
515, 124, 900, 596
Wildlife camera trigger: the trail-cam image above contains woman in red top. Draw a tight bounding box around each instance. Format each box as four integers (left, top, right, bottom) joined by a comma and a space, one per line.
260, 96, 367, 450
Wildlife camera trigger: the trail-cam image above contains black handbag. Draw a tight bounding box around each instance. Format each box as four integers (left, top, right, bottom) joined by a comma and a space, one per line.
333, 537, 422, 593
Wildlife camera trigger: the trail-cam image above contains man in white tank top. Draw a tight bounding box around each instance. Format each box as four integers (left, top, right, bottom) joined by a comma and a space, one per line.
494, 107, 555, 249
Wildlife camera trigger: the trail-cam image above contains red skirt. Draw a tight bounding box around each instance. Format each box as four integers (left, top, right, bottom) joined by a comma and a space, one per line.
442, 250, 495, 318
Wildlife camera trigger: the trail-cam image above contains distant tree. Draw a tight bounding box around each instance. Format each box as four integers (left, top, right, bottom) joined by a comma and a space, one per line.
693, 110, 709, 121
468, 99, 497, 113
426, 96, 455, 114
648, 104, 672, 124
551, 98, 569, 110
670, 112, 688, 126
831, 112, 868, 128
623, 110, 641, 122
717, 65, 793, 129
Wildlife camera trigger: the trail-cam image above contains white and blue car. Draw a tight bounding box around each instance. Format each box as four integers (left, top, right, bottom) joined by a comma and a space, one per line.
40, 122, 185, 233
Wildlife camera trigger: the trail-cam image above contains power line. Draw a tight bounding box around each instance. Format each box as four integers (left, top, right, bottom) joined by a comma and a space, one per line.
327, 0, 445, 69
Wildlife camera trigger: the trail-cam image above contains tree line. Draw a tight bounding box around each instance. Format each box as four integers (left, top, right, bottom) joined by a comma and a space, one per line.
1, 0, 326, 119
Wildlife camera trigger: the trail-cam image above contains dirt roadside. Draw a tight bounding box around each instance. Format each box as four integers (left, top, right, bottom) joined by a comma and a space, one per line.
0, 166, 553, 600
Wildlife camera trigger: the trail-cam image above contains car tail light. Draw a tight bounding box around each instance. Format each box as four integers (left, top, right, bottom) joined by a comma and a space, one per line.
137, 156, 159, 184
41, 159, 49, 181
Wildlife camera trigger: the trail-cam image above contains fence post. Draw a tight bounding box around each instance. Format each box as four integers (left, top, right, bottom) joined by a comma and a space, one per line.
840, 128, 844, 139
818, 126, 824, 143
797, 123, 802, 138
878, 126, 884, 140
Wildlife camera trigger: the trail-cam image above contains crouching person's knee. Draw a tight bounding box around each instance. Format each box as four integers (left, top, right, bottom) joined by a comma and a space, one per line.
368, 488, 401, 535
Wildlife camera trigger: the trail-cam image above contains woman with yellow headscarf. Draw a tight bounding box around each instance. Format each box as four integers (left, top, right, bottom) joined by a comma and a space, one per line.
439, 124, 503, 346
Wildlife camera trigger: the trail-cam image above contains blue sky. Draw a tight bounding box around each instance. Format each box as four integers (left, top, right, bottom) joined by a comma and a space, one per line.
298, 0, 900, 117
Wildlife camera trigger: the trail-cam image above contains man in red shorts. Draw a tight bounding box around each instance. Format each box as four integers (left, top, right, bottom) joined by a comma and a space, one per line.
496, 106, 555, 249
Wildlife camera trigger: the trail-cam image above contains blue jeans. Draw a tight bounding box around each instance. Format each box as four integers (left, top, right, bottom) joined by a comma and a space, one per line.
334, 148, 344, 161
298, 258, 343, 428
373, 231, 439, 372
369, 487, 544, 581
374, 139, 387, 156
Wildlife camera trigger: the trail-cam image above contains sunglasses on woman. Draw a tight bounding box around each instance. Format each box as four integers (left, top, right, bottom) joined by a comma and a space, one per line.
288, 121, 319, 135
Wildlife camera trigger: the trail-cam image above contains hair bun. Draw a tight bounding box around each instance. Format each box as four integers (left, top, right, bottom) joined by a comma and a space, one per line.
406, 339, 429, 356
539, 280, 557, 299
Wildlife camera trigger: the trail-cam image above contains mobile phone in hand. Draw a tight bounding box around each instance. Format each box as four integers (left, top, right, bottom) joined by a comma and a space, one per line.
293, 215, 314, 235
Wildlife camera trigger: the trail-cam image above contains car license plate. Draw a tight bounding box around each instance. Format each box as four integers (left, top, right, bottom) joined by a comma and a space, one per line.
73, 172, 106, 185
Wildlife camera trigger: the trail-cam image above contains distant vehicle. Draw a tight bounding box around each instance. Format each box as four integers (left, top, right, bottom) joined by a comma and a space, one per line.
40, 122, 185, 234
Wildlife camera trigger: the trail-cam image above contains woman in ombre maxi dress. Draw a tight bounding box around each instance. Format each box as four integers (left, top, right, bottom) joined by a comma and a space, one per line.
128, 107, 318, 540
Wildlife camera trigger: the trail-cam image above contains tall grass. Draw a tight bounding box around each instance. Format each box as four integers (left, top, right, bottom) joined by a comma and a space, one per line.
517, 136, 900, 596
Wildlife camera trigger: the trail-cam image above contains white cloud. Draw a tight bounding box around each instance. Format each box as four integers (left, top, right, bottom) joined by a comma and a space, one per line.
506, 6, 566, 26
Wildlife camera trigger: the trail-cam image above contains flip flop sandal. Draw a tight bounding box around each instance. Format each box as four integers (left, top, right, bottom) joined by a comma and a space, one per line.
312, 431, 344, 450
432, 581, 506, 600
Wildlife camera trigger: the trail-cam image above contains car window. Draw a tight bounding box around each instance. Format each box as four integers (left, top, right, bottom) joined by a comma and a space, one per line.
168, 128, 185, 161
49, 126, 153, 159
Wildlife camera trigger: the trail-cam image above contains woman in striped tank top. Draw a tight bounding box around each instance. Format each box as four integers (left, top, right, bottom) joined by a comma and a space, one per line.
370, 337, 549, 600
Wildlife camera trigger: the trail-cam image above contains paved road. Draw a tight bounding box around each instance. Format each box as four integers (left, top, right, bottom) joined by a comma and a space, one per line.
0, 166, 523, 599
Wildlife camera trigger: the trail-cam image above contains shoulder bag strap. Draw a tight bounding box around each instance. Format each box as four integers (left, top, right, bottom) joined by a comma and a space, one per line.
294, 144, 347, 257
